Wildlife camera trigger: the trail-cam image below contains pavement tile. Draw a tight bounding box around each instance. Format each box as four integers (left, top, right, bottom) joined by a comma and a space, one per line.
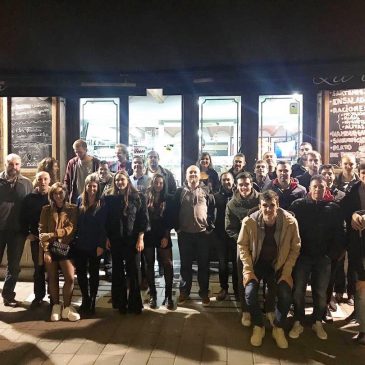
67, 354, 99, 365
52, 341, 83, 354
227, 347, 254, 365
202, 343, 227, 362
94, 354, 125, 364
101, 343, 130, 356
76, 341, 105, 355
37, 340, 63, 354
18, 347, 49, 365
150, 334, 180, 358
147, 358, 175, 365
43, 353, 74, 365
120, 351, 152, 365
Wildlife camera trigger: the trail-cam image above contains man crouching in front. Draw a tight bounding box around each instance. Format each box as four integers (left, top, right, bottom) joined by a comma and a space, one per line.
237, 190, 301, 349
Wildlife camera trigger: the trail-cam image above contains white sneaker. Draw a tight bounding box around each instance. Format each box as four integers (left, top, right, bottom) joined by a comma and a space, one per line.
312, 321, 327, 340
266, 311, 275, 326
50, 304, 62, 322
250, 326, 265, 347
272, 327, 288, 349
289, 321, 304, 339
241, 312, 251, 327
62, 305, 80, 322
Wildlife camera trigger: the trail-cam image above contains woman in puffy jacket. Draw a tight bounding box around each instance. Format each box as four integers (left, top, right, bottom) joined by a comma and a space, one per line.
103, 170, 149, 314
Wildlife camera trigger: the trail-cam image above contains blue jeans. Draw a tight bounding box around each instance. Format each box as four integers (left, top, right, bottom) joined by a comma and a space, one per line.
236, 249, 248, 312
0, 230, 26, 301
178, 231, 210, 297
293, 255, 331, 323
245, 261, 292, 328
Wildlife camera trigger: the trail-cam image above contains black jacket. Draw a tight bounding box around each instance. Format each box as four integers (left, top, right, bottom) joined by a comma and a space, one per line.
340, 181, 363, 229
253, 175, 271, 192
348, 209, 365, 281
225, 189, 260, 242
265, 178, 306, 210
214, 187, 233, 239
200, 168, 220, 193
289, 197, 345, 260
144, 194, 174, 248
104, 193, 149, 243
291, 161, 306, 178
297, 171, 313, 191
21, 190, 49, 236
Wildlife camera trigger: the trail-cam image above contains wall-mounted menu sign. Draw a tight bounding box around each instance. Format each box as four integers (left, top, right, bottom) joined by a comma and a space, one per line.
10, 97, 52, 168
329, 89, 365, 165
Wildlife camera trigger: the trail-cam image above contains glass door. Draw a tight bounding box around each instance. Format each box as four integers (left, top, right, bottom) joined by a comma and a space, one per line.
258, 94, 303, 161
129, 94, 182, 186
80, 98, 119, 161
199, 96, 241, 174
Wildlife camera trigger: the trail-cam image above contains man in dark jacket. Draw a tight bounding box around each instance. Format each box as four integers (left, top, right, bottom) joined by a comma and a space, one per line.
214, 171, 235, 301
225, 172, 260, 327
319, 164, 346, 320
173, 165, 215, 306
64, 139, 100, 203
349, 208, 365, 345
146, 150, 176, 195
253, 159, 271, 192
297, 150, 321, 191
0, 154, 33, 307
265, 161, 306, 209
21, 171, 50, 307
320, 164, 345, 203
289, 175, 345, 341
291, 142, 312, 178
263, 151, 277, 180
109, 144, 133, 175
341, 163, 365, 328
227, 153, 246, 180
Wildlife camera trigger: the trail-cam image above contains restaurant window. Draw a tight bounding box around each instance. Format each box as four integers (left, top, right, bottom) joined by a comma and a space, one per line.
80, 98, 119, 161
199, 96, 241, 174
258, 94, 303, 161
129, 94, 182, 186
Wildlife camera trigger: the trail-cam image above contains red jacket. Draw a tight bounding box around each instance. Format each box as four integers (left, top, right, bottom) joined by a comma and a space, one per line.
63, 156, 100, 203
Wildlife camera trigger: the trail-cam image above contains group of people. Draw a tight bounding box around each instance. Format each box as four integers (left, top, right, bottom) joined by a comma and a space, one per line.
0, 139, 364, 351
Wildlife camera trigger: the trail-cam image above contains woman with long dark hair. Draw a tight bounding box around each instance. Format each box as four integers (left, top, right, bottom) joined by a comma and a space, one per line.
74, 173, 106, 315
39, 182, 78, 321
144, 174, 174, 309
104, 170, 149, 314
37, 157, 59, 185
197, 152, 219, 192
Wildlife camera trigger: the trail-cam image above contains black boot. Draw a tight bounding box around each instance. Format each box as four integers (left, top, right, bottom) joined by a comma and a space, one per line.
163, 297, 174, 310
79, 296, 91, 314
90, 297, 96, 314
149, 296, 157, 309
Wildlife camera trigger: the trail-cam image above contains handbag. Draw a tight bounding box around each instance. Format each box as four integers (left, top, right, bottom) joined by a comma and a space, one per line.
50, 240, 70, 257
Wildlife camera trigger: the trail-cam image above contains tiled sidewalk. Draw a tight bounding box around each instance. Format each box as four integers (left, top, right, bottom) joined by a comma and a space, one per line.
1, 275, 365, 365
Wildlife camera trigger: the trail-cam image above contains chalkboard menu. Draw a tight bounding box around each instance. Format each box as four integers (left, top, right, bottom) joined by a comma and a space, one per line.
329, 89, 365, 165
10, 97, 52, 168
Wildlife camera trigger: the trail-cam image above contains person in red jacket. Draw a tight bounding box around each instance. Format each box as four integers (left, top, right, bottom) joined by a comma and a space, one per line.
63, 139, 100, 203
